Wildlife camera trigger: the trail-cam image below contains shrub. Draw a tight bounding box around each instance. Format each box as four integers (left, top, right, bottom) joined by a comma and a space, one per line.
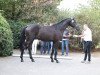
8, 20, 26, 49
0, 13, 13, 56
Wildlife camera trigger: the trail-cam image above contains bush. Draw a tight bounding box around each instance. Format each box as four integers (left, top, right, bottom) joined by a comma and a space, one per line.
8, 20, 26, 49
0, 13, 13, 56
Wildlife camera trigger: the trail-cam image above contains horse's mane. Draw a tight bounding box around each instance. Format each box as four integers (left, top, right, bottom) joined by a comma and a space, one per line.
52, 18, 70, 29
54, 19, 65, 25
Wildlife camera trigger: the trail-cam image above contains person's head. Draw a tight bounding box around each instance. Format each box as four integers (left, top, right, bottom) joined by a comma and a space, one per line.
83, 24, 89, 30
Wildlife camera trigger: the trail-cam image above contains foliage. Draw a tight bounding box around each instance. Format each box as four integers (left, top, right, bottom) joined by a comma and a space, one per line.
57, 10, 72, 22
70, 0, 100, 48
0, 13, 13, 56
56, 0, 100, 48
0, 0, 62, 24
8, 20, 26, 48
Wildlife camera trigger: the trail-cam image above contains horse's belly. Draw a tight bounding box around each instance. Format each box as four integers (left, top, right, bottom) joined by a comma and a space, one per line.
37, 31, 53, 41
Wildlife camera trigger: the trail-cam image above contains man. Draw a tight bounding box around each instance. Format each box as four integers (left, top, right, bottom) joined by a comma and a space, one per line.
62, 29, 71, 56
47, 41, 53, 54
74, 24, 92, 63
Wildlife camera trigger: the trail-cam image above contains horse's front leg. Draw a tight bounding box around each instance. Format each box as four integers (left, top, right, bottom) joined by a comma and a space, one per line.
54, 42, 59, 63
54, 48, 59, 63
50, 47, 54, 62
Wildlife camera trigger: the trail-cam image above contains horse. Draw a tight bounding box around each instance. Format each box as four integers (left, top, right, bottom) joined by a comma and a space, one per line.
19, 18, 80, 63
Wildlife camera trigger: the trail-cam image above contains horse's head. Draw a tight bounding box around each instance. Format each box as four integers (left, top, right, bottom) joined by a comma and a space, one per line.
68, 18, 80, 33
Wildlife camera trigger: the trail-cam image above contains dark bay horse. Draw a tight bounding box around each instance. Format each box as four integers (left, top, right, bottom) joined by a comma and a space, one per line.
19, 18, 80, 63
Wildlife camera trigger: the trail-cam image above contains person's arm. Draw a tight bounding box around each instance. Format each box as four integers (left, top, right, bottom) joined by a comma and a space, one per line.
63, 33, 72, 38
68, 33, 72, 37
73, 31, 85, 37
78, 34, 84, 37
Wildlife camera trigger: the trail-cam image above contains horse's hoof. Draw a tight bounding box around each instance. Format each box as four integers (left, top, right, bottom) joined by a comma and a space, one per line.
56, 60, 59, 63
31, 59, 35, 62
21, 60, 24, 62
51, 59, 54, 62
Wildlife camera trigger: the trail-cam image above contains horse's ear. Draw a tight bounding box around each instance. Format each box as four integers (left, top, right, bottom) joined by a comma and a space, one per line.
70, 17, 75, 23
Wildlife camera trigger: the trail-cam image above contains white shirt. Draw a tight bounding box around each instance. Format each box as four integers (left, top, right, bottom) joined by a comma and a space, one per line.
83, 28, 92, 41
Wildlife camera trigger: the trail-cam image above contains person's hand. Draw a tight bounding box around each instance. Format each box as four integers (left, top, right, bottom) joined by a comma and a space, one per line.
69, 34, 72, 37
73, 35, 78, 37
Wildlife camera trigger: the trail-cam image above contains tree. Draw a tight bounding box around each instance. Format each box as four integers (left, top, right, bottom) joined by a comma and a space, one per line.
73, 0, 100, 48
57, 0, 100, 48
0, 0, 62, 24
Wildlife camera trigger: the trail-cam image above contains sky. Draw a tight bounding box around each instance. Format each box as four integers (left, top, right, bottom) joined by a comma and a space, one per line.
57, 0, 90, 11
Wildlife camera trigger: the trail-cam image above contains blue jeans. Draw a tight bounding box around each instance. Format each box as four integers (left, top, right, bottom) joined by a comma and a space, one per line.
62, 39, 69, 55
40, 42, 47, 54
47, 42, 51, 54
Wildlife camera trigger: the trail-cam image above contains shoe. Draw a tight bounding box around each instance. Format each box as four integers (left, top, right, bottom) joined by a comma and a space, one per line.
81, 60, 86, 63
61, 54, 64, 56
82, 52, 84, 54
65, 54, 68, 56
86, 61, 91, 64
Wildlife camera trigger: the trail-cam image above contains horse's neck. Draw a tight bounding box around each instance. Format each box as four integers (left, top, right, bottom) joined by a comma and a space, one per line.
54, 21, 69, 32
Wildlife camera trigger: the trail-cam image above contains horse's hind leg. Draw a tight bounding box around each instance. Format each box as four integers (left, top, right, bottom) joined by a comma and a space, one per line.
20, 47, 24, 62
28, 43, 35, 62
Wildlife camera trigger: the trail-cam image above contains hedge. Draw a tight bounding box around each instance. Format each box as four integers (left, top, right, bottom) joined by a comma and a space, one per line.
0, 13, 13, 56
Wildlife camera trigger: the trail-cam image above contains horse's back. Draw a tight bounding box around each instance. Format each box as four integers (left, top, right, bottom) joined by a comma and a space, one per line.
25, 24, 40, 37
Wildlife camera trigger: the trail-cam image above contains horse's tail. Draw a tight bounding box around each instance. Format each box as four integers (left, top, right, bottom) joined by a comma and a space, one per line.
19, 26, 27, 50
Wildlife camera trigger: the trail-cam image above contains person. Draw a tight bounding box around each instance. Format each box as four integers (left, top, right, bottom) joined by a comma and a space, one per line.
40, 41, 45, 54
61, 29, 71, 56
40, 41, 48, 55
32, 39, 39, 54
73, 24, 92, 63
47, 41, 53, 54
